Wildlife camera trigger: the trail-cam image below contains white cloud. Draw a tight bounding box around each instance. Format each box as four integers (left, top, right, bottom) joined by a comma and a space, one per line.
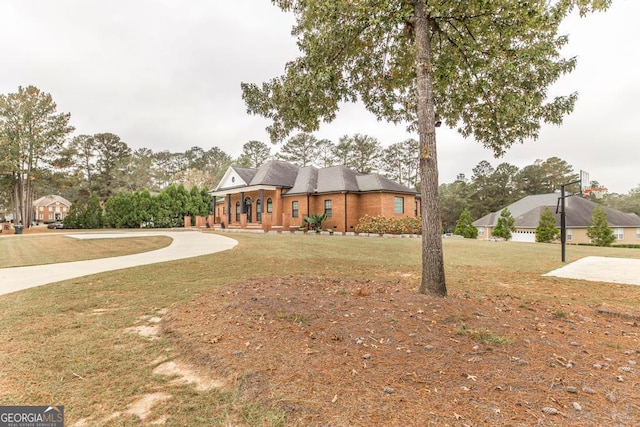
1, 0, 638, 193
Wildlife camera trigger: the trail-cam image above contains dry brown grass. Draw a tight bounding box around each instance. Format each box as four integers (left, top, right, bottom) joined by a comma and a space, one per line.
1, 233, 640, 426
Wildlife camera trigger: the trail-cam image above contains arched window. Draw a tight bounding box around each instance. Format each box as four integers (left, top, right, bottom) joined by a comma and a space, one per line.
266, 198, 273, 213
235, 201, 240, 222
256, 199, 262, 222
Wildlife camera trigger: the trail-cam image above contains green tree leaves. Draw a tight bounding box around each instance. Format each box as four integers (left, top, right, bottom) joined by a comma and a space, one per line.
492, 208, 517, 240
454, 208, 478, 239
0, 86, 74, 227
536, 207, 560, 243
242, 0, 609, 296
587, 204, 615, 246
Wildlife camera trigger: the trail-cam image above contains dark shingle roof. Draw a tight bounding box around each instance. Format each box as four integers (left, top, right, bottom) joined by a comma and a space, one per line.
285, 165, 416, 195
316, 166, 360, 193
356, 174, 416, 193
220, 161, 416, 195
232, 166, 258, 185
473, 193, 640, 228
249, 160, 299, 187
287, 166, 319, 194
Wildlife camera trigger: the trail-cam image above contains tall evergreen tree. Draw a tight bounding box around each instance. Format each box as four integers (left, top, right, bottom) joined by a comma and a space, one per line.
492, 208, 516, 241
587, 205, 615, 246
453, 208, 478, 239
382, 139, 419, 187
315, 138, 336, 168
333, 134, 381, 173
277, 133, 319, 166
0, 86, 74, 227
535, 207, 559, 243
236, 140, 271, 168
93, 133, 131, 199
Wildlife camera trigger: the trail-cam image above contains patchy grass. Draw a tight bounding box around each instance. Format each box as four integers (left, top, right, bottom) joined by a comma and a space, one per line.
1, 233, 640, 425
276, 312, 311, 326
553, 308, 568, 319
456, 323, 515, 346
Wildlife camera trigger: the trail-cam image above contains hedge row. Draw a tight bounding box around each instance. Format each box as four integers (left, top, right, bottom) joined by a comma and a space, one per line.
354, 215, 421, 235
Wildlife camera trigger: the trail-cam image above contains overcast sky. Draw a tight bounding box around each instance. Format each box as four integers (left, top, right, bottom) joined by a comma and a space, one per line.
1, 1, 638, 194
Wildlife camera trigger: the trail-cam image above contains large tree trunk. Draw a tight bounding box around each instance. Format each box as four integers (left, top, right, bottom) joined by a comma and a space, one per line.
413, 1, 446, 296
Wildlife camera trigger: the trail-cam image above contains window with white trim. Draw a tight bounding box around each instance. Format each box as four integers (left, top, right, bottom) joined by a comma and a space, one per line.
614, 228, 624, 240
567, 229, 572, 241
292, 201, 299, 218
637, 228, 640, 240
266, 198, 273, 213
478, 227, 485, 236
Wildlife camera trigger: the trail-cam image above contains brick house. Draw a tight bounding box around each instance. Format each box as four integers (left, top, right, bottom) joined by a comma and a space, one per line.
473, 193, 640, 244
33, 195, 72, 223
210, 160, 420, 233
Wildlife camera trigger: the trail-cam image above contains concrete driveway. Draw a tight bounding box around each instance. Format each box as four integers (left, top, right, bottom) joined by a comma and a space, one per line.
0, 231, 238, 296
544, 256, 640, 286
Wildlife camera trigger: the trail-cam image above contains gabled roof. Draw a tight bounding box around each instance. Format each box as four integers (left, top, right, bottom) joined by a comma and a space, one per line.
473, 193, 640, 228
233, 167, 257, 184
33, 195, 71, 207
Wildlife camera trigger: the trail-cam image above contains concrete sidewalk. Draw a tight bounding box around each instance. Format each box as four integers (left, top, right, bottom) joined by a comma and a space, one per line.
0, 231, 238, 296
544, 256, 640, 286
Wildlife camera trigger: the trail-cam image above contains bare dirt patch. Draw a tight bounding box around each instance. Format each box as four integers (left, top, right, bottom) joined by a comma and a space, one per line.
153, 360, 224, 391
164, 276, 640, 426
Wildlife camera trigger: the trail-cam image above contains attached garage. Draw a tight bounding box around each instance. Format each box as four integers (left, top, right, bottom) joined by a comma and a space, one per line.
511, 230, 536, 243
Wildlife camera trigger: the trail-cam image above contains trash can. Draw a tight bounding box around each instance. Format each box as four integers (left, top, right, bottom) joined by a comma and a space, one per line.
14, 225, 24, 235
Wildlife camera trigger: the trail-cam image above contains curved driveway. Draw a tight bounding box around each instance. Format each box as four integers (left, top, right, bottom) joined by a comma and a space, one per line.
0, 231, 238, 296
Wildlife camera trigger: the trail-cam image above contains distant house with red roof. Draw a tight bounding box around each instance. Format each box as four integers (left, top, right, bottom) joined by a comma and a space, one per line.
210, 160, 420, 233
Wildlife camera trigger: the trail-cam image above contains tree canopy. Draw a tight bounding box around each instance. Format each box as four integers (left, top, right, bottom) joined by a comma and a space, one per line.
242, 0, 609, 296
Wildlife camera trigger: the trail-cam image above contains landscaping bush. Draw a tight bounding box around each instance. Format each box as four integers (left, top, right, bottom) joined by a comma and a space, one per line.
355, 215, 421, 235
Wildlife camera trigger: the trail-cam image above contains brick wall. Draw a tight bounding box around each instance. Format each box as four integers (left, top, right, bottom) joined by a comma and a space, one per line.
218, 190, 419, 232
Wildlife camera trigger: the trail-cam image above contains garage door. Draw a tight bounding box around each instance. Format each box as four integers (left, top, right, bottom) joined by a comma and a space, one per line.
512, 231, 536, 243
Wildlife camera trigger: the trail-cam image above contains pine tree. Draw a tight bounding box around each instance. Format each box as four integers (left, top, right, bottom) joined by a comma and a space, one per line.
535, 207, 559, 243
587, 205, 615, 246
492, 208, 516, 241
453, 209, 478, 239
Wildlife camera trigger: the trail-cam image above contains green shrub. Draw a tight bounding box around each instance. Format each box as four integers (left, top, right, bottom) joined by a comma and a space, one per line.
355, 215, 421, 235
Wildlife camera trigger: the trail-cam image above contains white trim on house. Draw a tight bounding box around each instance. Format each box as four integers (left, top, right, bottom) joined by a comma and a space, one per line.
210, 184, 278, 197
215, 167, 249, 191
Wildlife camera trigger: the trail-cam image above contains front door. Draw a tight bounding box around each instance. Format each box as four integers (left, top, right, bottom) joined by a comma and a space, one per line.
244, 197, 253, 223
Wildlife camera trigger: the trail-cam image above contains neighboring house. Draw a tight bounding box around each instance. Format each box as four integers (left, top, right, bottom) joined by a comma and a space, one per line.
210, 160, 420, 233
473, 193, 640, 244
33, 195, 72, 223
